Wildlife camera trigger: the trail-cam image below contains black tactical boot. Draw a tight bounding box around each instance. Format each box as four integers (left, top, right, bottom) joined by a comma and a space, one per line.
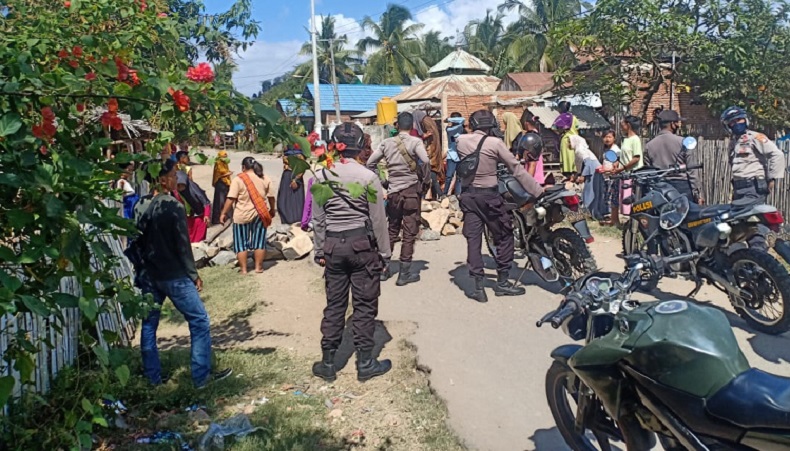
494, 271, 526, 296
356, 349, 392, 382
395, 262, 420, 286
312, 349, 337, 382
380, 261, 392, 282
469, 276, 488, 303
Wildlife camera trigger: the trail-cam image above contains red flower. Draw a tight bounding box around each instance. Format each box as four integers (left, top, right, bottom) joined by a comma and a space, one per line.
72, 46, 83, 58
40, 145, 49, 155
57, 49, 69, 59
335, 142, 347, 152
76, 104, 85, 113
101, 112, 122, 131
108, 98, 119, 113
186, 62, 215, 83
168, 88, 190, 112
137, 0, 147, 12
85, 72, 97, 81
64, 1, 71, 7
312, 145, 326, 158
86, 55, 96, 63
158, 12, 168, 18
127, 70, 140, 87
307, 132, 320, 145
68, 59, 79, 69
115, 57, 129, 82
32, 107, 57, 142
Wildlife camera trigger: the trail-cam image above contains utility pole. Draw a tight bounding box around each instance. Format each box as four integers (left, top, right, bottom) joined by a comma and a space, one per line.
310, 0, 322, 134
327, 39, 342, 125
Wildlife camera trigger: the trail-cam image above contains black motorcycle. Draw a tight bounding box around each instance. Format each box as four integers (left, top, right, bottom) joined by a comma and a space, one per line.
485, 163, 597, 282
613, 142, 790, 335
539, 253, 790, 451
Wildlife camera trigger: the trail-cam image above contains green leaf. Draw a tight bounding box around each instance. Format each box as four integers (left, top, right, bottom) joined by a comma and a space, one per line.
79, 296, 98, 322
20, 295, 51, 317
253, 103, 282, 125
93, 416, 108, 427
0, 173, 20, 187
366, 185, 379, 203
115, 365, 130, 387
81, 398, 93, 414
0, 270, 22, 293
346, 182, 365, 199
14, 353, 35, 383
0, 113, 22, 137
52, 293, 79, 308
113, 82, 132, 96
311, 183, 334, 207
93, 346, 109, 367
287, 156, 310, 178
0, 376, 15, 407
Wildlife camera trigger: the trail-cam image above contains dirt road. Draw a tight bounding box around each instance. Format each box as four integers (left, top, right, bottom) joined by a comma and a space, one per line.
186, 152, 790, 451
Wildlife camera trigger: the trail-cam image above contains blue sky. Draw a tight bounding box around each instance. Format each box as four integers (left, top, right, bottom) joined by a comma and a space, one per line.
203, 0, 519, 95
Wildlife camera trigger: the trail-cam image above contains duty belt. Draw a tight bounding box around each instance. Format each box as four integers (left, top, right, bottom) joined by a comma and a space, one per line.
462, 186, 498, 194
732, 177, 764, 190
326, 227, 368, 238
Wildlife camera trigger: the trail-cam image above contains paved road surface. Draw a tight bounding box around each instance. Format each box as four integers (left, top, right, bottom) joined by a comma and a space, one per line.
378, 235, 790, 451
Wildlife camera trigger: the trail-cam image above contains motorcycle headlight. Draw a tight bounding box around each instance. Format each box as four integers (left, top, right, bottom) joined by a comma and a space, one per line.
659, 195, 690, 230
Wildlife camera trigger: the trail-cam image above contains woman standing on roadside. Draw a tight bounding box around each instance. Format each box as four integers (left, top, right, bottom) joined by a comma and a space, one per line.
211, 150, 233, 224
277, 145, 306, 225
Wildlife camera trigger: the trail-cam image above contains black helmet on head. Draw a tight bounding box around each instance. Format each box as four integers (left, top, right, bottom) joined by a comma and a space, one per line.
331, 122, 365, 152
469, 110, 498, 132
515, 132, 544, 161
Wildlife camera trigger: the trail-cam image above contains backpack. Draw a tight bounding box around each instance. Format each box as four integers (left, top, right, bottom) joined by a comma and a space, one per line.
456, 136, 488, 182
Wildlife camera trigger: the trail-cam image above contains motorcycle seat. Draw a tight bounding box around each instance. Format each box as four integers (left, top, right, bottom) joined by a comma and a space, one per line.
687, 203, 732, 220
545, 185, 566, 194
706, 368, 790, 430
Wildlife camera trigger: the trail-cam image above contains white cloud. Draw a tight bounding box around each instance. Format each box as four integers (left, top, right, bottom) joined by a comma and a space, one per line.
232, 2, 523, 96
232, 40, 309, 96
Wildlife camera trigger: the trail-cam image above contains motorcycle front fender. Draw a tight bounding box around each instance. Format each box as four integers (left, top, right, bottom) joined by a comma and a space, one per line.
550, 344, 582, 366
741, 431, 790, 451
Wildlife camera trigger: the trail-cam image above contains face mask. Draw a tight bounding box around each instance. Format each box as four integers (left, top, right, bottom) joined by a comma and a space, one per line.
730, 122, 747, 135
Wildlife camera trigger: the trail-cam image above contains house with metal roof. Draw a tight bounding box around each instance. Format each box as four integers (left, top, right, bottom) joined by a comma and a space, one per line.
497, 72, 556, 95
303, 83, 408, 125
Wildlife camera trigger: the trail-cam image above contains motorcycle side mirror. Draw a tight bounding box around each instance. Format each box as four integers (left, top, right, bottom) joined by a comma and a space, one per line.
604, 150, 619, 163
682, 136, 698, 152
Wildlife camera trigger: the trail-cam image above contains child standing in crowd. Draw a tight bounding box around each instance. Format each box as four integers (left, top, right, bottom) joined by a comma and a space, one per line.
600, 130, 621, 226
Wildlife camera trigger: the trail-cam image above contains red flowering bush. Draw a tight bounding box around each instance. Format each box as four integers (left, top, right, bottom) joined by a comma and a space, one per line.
168, 88, 190, 112
31, 107, 57, 142
186, 62, 215, 83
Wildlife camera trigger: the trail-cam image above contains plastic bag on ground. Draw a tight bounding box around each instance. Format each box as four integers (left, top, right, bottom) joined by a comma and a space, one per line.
198, 414, 262, 450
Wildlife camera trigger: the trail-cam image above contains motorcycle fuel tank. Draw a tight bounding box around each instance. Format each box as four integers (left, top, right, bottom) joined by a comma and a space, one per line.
624, 300, 750, 398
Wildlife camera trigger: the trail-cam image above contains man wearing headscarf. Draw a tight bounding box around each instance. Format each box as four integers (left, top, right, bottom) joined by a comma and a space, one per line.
211, 151, 233, 224
558, 108, 579, 176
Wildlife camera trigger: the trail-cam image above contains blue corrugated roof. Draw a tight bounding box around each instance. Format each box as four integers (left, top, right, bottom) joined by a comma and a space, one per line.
304, 84, 407, 112
277, 99, 314, 117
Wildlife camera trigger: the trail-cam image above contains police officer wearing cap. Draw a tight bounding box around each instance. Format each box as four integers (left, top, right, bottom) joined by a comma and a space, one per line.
311, 122, 393, 383
721, 106, 786, 249
456, 110, 543, 303
366, 112, 431, 286
644, 109, 704, 204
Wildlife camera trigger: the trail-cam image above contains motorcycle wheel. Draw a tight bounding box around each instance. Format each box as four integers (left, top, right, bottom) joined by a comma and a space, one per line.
621, 222, 659, 292
551, 228, 598, 279
546, 361, 655, 451
728, 249, 790, 335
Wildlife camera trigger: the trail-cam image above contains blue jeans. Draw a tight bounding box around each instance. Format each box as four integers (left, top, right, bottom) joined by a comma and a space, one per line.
139, 275, 212, 386
444, 159, 462, 196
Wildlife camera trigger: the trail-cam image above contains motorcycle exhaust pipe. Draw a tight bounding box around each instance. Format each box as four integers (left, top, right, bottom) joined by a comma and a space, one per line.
698, 266, 747, 299
573, 220, 594, 243
774, 238, 790, 266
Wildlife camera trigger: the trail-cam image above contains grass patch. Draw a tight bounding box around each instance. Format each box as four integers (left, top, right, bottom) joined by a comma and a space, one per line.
589, 221, 625, 241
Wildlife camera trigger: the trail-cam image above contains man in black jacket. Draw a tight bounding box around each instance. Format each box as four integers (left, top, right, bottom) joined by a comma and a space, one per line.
135, 160, 231, 388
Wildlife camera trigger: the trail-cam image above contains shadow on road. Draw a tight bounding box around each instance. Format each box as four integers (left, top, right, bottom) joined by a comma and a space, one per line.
529, 427, 569, 450
333, 320, 393, 372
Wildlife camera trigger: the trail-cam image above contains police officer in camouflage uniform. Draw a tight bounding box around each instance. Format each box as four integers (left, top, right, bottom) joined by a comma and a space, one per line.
311, 123, 393, 383
721, 106, 786, 249
366, 112, 431, 286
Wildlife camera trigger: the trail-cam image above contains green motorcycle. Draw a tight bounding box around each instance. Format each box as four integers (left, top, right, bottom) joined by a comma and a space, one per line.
538, 253, 790, 451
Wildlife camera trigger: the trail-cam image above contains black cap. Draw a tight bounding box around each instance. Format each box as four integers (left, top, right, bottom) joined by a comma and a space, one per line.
331, 122, 365, 151
657, 110, 684, 122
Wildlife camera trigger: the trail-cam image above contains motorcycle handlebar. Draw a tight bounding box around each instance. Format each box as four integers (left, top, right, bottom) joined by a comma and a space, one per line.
685, 164, 703, 171
550, 302, 579, 329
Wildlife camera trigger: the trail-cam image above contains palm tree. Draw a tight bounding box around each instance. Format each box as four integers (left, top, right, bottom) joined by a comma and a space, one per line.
498, 0, 589, 72
463, 11, 510, 76
421, 31, 454, 68
357, 4, 428, 85
293, 16, 360, 84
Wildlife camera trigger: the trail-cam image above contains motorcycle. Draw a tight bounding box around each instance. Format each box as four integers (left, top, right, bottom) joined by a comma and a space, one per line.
538, 253, 790, 451
484, 163, 597, 282
611, 139, 790, 335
